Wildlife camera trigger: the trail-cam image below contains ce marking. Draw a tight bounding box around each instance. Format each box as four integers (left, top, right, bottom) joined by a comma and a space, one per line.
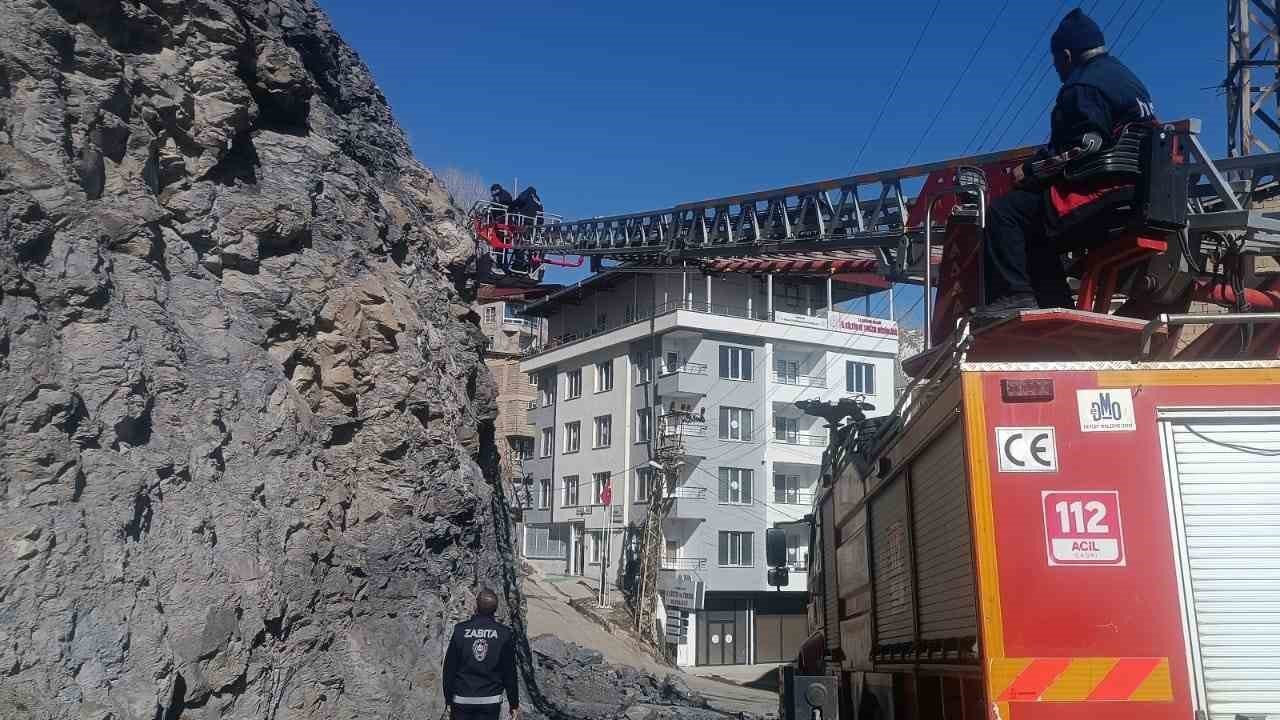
995, 427, 1058, 473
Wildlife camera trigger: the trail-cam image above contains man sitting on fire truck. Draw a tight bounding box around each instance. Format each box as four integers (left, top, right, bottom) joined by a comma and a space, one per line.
978, 8, 1156, 322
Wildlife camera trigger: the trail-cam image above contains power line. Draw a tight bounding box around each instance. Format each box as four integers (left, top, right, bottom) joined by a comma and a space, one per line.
988, 0, 1111, 149
965, 0, 1070, 154
846, 0, 944, 174
1114, 0, 1166, 57
905, 0, 1013, 165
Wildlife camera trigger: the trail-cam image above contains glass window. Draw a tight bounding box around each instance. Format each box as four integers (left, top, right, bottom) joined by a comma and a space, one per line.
589, 531, 602, 564
563, 421, 581, 454
562, 475, 579, 507
717, 531, 754, 567
539, 373, 556, 407
787, 534, 808, 570
483, 306, 497, 324
774, 416, 798, 443
633, 352, 652, 384
634, 468, 654, 503
636, 409, 652, 443
538, 479, 552, 509
592, 471, 611, 505
566, 369, 582, 399
719, 407, 753, 441
595, 360, 613, 392
719, 346, 753, 381
774, 358, 799, 384
846, 361, 875, 395
774, 474, 801, 504
593, 415, 612, 448
718, 467, 753, 505
540, 428, 553, 458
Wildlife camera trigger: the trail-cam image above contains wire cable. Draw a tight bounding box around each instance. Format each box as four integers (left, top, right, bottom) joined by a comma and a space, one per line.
905, 0, 1013, 165
965, 0, 1070, 154
846, 0, 944, 174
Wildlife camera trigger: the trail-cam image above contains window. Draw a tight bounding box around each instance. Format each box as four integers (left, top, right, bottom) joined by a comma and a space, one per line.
846, 361, 875, 395
634, 468, 654, 503
595, 360, 614, 392
719, 406, 754, 441
718, 531, 754, 567
774, 474, 801, 504
636, 409, 652, 443
787, 534, 809, 571
540, 428, 554, 458
665, 539, 679, 564
718, 467, 753, 505
483, 306, 497, 324
503, 303, 523, 320
524, 525, 569, 559
566, 369, 582, 399
539, 373, 556, 407
563, 421, 581, 454
719, 346, 754, 381
774, 416, 798, 443
664, 351, 679, 374
593, 415, 612, 448
592, 471, 611, 505
633, 352, 651, 384
513, 438, 534, 461
538, 478, 552, 509
589, 531, 603, 564
562, 475, 580, 507
774, 358, 799, 384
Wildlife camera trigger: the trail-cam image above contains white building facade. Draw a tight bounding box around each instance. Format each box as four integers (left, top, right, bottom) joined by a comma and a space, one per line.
517, 270, 898, 666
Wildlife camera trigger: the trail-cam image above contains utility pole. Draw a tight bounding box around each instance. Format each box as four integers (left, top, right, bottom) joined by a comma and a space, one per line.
1227, 0, 1280, 159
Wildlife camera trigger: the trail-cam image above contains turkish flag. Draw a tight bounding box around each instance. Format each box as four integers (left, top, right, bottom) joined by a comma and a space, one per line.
600, 480, 612, 506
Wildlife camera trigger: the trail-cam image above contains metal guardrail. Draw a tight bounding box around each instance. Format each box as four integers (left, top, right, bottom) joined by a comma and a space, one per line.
772, 372, 827, 388
660, 361, 708, 376
773, 490, 816, 506
772, 432, 827, 447
661, 557, 708, 571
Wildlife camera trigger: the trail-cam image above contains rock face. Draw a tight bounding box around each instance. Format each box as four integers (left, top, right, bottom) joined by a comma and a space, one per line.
0, 1, 496, 718
525, 635, 737, 720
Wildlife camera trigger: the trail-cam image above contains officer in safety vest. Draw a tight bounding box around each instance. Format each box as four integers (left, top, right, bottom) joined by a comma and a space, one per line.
442, 589, 521, 720
978, 8, 1156, 321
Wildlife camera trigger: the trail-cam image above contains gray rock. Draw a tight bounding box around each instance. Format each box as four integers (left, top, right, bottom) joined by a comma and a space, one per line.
0, 1, 496, 719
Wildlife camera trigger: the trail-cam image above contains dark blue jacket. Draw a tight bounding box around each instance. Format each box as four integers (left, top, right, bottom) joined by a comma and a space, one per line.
442, 614, 519, 709
1049, 53, 1154, 153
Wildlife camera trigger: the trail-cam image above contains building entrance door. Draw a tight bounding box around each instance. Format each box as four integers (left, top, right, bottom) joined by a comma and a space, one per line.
572, 525, 586, 576
704, 619, 737, 666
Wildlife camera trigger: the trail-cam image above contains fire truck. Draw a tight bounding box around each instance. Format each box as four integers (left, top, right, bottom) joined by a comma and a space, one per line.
764, 125, 1280, 720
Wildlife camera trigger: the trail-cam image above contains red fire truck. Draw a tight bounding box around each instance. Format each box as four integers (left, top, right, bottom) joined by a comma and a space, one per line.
776, 121, 1280, 720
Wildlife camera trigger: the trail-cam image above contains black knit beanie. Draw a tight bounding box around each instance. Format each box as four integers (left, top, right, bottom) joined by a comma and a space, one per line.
1051, 8, 1105, 55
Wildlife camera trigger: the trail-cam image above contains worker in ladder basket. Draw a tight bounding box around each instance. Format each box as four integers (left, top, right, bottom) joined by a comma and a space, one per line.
978, 8, 1156, 321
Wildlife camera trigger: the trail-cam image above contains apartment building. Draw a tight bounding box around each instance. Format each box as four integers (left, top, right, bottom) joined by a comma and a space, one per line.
477, 285, 555, 510
516, 270, 898, 667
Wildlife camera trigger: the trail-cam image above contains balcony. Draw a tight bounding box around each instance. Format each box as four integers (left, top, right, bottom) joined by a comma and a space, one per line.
772, 490, 816, 507
771, 432, 828, 447
657, 361, 709, 398
771, 372, 827, 389
661, 557, 708, 571
657, 417, 715, 459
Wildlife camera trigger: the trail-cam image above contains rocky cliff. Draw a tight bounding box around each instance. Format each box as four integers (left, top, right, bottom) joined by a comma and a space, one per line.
0, 1, 503, 718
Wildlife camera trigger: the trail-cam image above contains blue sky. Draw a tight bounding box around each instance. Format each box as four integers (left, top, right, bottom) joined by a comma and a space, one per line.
318, 1, 1229, 325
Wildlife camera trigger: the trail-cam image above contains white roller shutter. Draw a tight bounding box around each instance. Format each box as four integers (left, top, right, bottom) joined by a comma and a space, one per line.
1165, 415, 1280, 720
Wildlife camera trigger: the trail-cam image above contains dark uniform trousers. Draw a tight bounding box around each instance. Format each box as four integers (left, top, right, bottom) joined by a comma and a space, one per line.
452, 704, 501, 720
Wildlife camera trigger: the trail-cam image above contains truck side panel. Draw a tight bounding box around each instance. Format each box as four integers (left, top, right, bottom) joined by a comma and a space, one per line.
963, 368, 1280, 720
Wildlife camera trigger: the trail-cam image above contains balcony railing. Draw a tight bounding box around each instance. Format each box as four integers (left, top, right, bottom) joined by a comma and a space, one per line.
660, 361, 708, 376
661, 557, 708, 571
773, 490, 816, 506
772, 372, 827, 388
670, 485, 707, 500
659, 416, 708, 437
772, 432, 828, 447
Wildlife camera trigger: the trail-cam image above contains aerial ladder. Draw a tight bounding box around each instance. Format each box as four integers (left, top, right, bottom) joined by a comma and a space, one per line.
473, 119, 1280, 356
